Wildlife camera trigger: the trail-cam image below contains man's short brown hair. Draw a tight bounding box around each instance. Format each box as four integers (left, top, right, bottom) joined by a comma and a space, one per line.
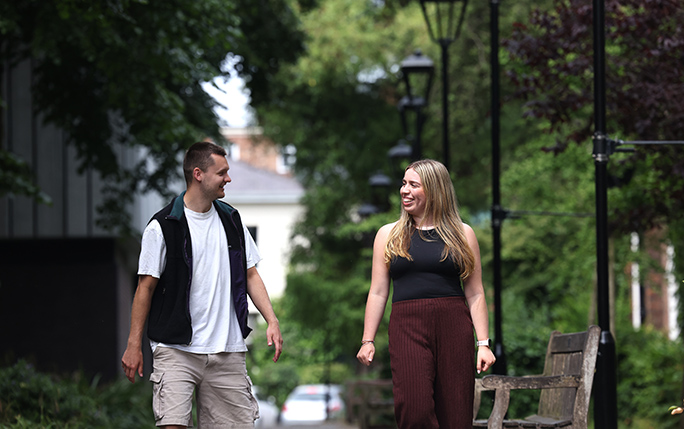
183, 142, 227, 185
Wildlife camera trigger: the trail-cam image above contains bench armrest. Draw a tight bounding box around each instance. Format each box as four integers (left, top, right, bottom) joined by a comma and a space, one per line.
481, 374, 581, 390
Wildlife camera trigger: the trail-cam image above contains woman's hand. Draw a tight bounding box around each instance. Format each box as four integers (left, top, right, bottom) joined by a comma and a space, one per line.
476, 346, 496, 374
357, 342, 376, 366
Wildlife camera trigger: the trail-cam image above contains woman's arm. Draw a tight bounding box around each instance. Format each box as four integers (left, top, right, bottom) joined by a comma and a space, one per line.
357, 223, 394, 366
462, 224, 496, 373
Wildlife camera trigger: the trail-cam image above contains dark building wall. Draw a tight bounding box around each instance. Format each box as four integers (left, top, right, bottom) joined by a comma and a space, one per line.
1, 57, 113, 239
1, 57, 150, 381
0, 238, 137, 381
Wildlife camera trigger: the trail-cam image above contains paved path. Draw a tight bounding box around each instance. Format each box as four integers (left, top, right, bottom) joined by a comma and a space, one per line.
261, 421, 358, 429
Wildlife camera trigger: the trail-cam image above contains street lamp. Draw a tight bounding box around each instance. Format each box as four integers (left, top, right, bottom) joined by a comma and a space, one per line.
419, 0, 469, 169
388, 139, 413, 161
387, 138, 414, 182
400, 49, 434, 107
368, 171, 393, 189
358, 171, 393, 218
591, 0, 617, 426
489, 0, 507, 376
399, 50, 434, 161
361, 51, 434, 217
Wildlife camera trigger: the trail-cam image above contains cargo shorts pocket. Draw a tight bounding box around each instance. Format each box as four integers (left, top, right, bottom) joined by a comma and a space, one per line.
150, 371, 165, 421
246, 375, 260, 421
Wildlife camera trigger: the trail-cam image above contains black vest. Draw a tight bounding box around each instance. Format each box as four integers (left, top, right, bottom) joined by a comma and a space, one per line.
146, 192, 252, 344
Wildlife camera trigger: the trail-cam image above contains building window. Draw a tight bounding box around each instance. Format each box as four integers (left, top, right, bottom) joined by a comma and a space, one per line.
276, 144, 297, 175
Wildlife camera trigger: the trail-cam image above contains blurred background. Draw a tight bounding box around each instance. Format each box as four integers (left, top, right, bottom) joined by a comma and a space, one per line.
1, 0, 683, 428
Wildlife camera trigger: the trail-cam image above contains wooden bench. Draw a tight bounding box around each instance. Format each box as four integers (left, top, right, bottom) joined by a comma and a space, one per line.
473, 325, 601, 429
346, 379, 396, 429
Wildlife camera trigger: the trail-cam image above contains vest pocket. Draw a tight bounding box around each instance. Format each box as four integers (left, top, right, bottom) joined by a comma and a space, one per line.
150, 371, 165, 421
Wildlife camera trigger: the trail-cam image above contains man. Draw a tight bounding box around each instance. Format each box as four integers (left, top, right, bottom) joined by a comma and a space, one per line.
122, 141, 282, 429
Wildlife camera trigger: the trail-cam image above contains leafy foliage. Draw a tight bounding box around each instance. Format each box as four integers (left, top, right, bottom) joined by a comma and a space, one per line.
248, 313, 357, 409
486, 133, 597, 418
0, 0, 305, 234
0, 360, 155, 428
0, 151, 51, 204
503, 6, 684, 422
2, 1, 682, 427
246, 0, 546, 387
500, 138, 595, 325
504, 0, 684, 233
616, 326, 684, 428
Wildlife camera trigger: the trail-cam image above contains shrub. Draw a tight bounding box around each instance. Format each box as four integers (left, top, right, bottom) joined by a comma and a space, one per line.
0, 360, 155, 428
617, 327, 684, 428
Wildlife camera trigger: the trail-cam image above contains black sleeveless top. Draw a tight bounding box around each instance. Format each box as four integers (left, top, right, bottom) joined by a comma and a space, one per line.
389, 229, 464, 303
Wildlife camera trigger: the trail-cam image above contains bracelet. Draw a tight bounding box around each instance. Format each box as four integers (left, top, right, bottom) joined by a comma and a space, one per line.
361, 339, 375, 345
476, 339, 492, 347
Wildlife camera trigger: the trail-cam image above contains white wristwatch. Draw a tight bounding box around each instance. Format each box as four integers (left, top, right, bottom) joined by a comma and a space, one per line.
476, 339, 492, 347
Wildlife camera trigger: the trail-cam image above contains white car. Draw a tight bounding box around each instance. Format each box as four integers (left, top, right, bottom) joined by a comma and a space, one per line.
253, 386, 279, 428
280, 384, 345, 426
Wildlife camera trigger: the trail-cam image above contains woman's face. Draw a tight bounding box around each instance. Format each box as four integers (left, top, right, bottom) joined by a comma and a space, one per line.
401, 168, 427, 220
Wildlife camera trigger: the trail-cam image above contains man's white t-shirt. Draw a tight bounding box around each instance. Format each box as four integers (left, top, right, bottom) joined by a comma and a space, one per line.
138, 204, 261, 354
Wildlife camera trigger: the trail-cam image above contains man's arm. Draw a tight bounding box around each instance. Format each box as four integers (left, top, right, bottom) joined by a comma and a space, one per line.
246, 267, 282, 362
121, 275, 158, 383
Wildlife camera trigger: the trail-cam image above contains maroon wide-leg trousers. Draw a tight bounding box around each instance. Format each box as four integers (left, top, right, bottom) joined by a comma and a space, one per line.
388, 296, 475, 429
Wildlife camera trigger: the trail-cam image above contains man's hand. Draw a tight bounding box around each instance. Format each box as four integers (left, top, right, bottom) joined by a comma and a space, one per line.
266, 322, 283, 362
245, 267, 283, 362
121, 275, 157, 383
121, 347, 144, 383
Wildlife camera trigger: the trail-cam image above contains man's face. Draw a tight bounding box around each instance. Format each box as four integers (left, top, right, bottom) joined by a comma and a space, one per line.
200, 153, 231, 200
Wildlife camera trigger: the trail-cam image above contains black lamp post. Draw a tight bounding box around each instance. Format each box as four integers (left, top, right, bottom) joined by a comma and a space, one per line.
489, 0, 507, 376
419, 0, 469, 169
358, 171, 393, 218
388, 139, 413, 162
362, 50, 434, 216
398, 50, 434, 161
592, 0, 617, 426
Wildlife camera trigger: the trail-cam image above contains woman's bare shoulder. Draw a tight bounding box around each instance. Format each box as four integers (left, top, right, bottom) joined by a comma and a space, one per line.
379, 221, 398, 232
375, 222, 398, 243
461, 223, 479, 244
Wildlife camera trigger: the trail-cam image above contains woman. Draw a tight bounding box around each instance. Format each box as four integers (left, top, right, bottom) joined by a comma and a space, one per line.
357, 159, 495, 428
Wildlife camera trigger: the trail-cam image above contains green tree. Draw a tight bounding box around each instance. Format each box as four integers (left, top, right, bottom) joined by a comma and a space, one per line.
504, 0, 684, 237
0, 0, 305, 234
240, 1, 682, 425
501, 1, 684, 423
253, 0, 428, 373
477, 120, 684, 424
247, 0, 552, 382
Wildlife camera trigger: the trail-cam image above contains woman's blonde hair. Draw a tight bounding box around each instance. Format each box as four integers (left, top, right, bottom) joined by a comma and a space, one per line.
384, 159, 475, 279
